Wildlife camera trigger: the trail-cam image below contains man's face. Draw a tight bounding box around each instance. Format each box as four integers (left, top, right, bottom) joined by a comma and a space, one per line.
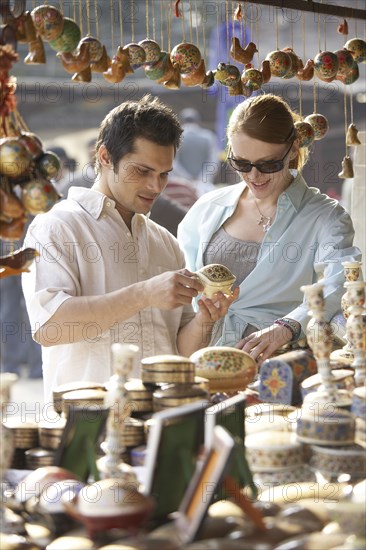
100, 137, 175, 222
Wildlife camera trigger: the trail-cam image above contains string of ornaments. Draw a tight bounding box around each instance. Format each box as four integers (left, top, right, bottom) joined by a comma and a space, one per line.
1, 1, 365, 253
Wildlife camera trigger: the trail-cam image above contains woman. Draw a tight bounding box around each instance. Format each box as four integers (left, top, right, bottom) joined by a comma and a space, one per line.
177, 94, 361, 364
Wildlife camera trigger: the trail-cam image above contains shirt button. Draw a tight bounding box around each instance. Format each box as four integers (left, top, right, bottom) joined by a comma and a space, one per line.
126, 232, 131, 237
106, 201, 111, 207
102, 214, 107, 218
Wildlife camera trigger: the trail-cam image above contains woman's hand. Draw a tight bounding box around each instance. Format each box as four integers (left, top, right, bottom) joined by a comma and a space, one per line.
196, 287, 240, 324
235, 323, 293, 365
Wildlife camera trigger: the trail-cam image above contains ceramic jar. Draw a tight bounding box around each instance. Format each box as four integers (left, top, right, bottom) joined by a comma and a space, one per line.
345, 281, 366, 386
245, 431, 304, 472
310, 444, 366, 480
141, 354, 195, 384
194, 264, 236, 299
190, 346, 257, 393
294, 407, 355, 446
341, 262, 363, 319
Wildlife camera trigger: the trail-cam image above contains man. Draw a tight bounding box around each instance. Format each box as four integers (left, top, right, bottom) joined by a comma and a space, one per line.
22, 95, 237, 404
174, 108, 219, 195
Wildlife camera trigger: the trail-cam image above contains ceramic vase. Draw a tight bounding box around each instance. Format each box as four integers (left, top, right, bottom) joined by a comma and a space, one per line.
345, 281, 366, 386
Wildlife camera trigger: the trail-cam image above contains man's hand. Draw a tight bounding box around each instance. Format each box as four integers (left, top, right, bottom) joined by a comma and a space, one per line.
235, 323, 293, 365
145, 269, 205, 309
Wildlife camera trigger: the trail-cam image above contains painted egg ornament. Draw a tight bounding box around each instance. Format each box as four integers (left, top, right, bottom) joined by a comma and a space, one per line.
344, 38, 366, 63
282, 48, 302, 79
125, 43, 146, 70
49, 18, 81, 53
22, 179, 60, 215
265, 50, 292, 77
294, 121, 315, 148
214, 63, 241, 86
336, 60, 359, 84
314, 51, 339, 78
241, 68, 263, 90
170, 42, 201, 74
304, 114, 329, 140
138, 39, 161, 66
145, 51, 171, 81
19, 132, 44, 159
79, 36, 103, 63
0, 138, 32, 178
37, 151, 61, 180
31, 5, 64, 42
334, 49, 354, 76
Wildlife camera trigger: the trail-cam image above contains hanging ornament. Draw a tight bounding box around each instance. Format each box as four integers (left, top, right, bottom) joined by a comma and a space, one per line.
57, 41, 91, 74
170, 43, 201, 74
281, 48, 302, 79
346, 123, 361, 146
21, 179, 61, 216
294, 121, 315, 148
0, 138, 32, 178
163, 63, 181, 89
181, 59, 206, 87
334, 48, 354, 77
31, 5, 64, 42
304, 114, 329, 140
23, 11, 46, 64
138, 39, 161, 66
230, 38, 257, 65
337, 19, 349, 36
48, 18, 81, 53
336, 60, 359, 84
145, 51, 172, 81
241, 66, 263, 91
36, 151, 62, 180
214, 63, 241, 87
344, 38, 366, 63
338, 156, 354, 179
200, 70, 215, 89
314, 50, 339, 79
296, 59, 314, 81
103, 46, 133, 84
260, 59, 271, 83
265, 50, 292, 77
124, 43, 146, 70
91, 46, 111, 73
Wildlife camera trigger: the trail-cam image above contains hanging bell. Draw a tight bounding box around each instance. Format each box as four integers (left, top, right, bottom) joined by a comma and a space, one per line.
338, 155, 354, 179
346, 123, 361, 146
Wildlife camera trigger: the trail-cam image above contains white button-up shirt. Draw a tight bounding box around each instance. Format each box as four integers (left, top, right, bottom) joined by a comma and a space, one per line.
22, 187, 195, 405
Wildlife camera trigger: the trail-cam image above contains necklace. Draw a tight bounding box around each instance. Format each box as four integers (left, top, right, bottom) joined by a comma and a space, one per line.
254, 200, 274, 233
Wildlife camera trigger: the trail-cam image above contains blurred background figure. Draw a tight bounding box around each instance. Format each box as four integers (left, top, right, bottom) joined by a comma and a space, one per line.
47, 145, 78, 197
174, 108, 219, 196
0, 237, 42, 379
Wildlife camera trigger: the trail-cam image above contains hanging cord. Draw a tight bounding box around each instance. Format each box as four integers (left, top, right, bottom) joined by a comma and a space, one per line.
72, 0, 76, 21
86, 0, 91, 36
344, 85, 348, 156
110, 0, 114, 50
94, 0, 99, 39
167, 1, 172, 52
313, 78, 317, 114
59, 0, 63, 15
181, 0, 186, 42
194, 0, 199, 49
256, 5, 259, 66
201, 0, 206, 61
160, 0, 164, 48
146, 0, 149, 37
323, 14, 326, 51
131, 0, 135, 43
152, 0, 156, 41
275, 7, 279, 49
189, 0, 193, 43
226, 0, 229, 62
119, 0, 123, 45
79, 0, 83, 36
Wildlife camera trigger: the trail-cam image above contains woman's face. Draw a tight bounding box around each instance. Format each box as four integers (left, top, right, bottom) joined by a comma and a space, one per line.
229, 133, 299, 201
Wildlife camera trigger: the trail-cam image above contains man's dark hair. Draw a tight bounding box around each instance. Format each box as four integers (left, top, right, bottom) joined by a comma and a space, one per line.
95, 94, 183, 174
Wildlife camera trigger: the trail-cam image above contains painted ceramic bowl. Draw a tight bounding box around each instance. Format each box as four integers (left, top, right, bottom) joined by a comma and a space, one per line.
265, 50, 292, 77
125, 43, 146, 69
344, 37, 366, 63
49, 18, 81, 52
64, 479, 154, 539
254, 465, 316, 490
194, 263, 236, 299
31, 5, 64, 42
0, 137, 32, 178
52, 381, 107, 414
304, 113, 329, 140
124, 378, 153, 413
61, 388, 106, 416
294, 406, 355, 446
152, 383, 209, 411
246, 431, 305, 472
245, 403, 296, 435
294, 121, 315, 147
170, 42, 201, 74
314, 51, 339, 78
138, 38, 161, 66
190, 346, 257, 392
310, 444, 366, 480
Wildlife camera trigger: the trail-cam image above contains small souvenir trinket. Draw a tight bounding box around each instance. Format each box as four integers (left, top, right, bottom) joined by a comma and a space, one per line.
0, 137, 32, 177
21, 179, 60, 215
314, 50, 339, 79
141, 354, 195, 384
338, 155, 354, 178
170, 42, 201, 74
31, 4, 64, 42
194, 263, 236, 299
304, 113, 329, 140
49, 18, 81, 52
344, 38, 366, 63
125, 43, 146, 69
336, 60, 359, 84
265, 50, 292, 77
214, 62, 241, 86
281, 48, 302, 79
246, 431, 304, 472
346, 123, 362, 145
294, 121, 315, 147
334, 48, 354, 77
152, 383, 209, 411
138, 38, 161, 66
230, 37, 257, 64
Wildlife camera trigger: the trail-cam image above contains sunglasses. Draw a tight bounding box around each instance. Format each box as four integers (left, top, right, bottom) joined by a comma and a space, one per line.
227, 142, 293, 174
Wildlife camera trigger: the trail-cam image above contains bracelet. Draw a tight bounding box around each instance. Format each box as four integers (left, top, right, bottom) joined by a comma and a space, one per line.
274, 317, 301, 342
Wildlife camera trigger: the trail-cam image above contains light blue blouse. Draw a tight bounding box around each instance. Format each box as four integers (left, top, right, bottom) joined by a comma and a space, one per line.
177, 171, 362, 346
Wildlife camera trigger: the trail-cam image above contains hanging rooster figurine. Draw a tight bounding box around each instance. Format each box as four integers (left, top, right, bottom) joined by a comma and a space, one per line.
230, 38, 257, 65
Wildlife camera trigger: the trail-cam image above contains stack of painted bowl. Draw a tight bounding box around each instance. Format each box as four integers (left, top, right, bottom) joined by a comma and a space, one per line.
300, 368, 355, 403
3, 417, 39, 469
52, 381, 107, 414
